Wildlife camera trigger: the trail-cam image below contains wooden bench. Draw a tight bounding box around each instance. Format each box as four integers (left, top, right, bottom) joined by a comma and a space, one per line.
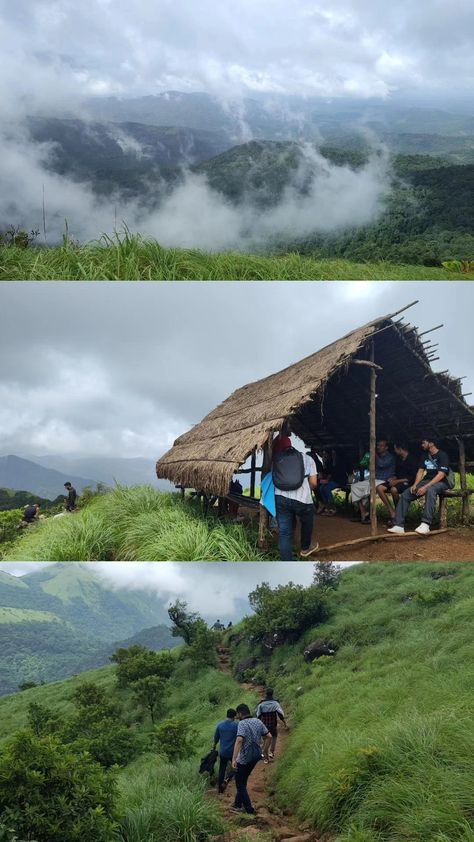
438, 489, 474, 528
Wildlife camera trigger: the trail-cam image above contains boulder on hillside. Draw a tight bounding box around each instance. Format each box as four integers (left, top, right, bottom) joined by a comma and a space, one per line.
303, 639, 338, 662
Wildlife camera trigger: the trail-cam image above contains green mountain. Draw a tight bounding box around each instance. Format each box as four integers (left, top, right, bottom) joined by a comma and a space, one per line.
0, 455, 98, 500
0, 565, 177, 695
0, 563, 472, 842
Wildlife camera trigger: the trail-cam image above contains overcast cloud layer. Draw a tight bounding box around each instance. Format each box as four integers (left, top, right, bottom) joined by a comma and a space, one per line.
2, 0, 473, 107
0, 561, 355, 618
1, 282, 472, 462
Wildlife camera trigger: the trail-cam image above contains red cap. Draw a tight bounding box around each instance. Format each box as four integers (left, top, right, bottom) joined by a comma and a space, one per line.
273, 435, 292, 454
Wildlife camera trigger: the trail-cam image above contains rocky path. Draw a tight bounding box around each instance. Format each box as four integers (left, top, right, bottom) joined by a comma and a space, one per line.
212, 646, 325, 842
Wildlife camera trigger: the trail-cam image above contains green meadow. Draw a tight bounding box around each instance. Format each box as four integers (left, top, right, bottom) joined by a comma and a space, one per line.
2, 235, 472, 280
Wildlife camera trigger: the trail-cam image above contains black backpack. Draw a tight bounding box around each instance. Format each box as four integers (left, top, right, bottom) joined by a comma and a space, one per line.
199, 749, 218, 775
272, 447, 306, 491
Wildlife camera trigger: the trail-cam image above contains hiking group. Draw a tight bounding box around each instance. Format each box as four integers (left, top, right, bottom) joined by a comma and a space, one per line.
209, 688, 287, 816
264, 433, 454, 560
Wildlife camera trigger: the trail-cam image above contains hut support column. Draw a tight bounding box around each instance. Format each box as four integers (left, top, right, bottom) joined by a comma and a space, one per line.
258, 431, 273, 548
250, 451, 256, 499
369, 358, 378, 538
458, 437, 469, 526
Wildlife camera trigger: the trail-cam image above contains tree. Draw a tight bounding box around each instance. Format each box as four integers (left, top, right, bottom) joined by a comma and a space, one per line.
111, 646, 175, 688
168, 599, 202, 645
246, 581, 329, 642
187, 624, 218, 669
0, 731, 118, 842
63, 681, 137, 768
132, 675, 166, 724
27, 702, 58, 737
313, 562, 341, 590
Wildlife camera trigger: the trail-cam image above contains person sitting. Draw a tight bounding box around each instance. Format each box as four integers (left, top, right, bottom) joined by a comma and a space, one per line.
378, 442, 418, 523
351, 441, 395, 524
317, 449, 348, 516
388, 438, 453, 535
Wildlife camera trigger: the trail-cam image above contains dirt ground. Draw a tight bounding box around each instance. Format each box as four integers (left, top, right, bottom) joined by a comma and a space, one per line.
238, 506, 474, 562
211, 648, 324, 842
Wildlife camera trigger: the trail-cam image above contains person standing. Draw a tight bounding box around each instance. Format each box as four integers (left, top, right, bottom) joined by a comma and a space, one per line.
231, 703, 271, 814
213, 708, 238, 793
256, 688, 287, 762
64, 482, 77, 511
272, 435, 318, 560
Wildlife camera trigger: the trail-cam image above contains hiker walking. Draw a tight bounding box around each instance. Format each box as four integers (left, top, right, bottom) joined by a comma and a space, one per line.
212, 619, 225, 631
272, 435, 319, 560
213, 708, 238, 793
64, 482, 77, 512
231, 703, 271, 815
256, 687, 287, 762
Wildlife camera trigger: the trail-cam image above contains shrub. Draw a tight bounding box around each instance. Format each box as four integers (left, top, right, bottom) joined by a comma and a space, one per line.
150, 716, 197, 761
0, 731, 119, 842
113, 647, 175, 688
132, 676, 167, 724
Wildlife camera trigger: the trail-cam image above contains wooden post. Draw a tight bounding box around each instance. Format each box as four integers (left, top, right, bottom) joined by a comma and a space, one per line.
258, 431, 273, 548
250, 450, 256, 499
439, 495, 448, 529
369, 343, 378, 537
458, 437, 470, 526
369, 367, 378, 537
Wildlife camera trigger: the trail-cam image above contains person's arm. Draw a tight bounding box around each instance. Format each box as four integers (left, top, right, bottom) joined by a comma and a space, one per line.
231, 735, 244, 769
411, 468, 425, 493
415, 470, 447, 495
276, 703, 288, 728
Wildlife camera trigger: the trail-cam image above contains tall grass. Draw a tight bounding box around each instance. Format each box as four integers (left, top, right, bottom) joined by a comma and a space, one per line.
243, 563, 474, 842
2, 234, 472, 279
5, 486, 266, 561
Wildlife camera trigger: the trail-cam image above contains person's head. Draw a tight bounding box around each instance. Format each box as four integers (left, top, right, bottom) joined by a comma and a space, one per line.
235, 703, 251, 720
265, 687, 274, 699
64, 482, 72, 489
421, 438, 439, 453
376, 440, 389, 455
226, 708, 237, 720
394, 442, 409, 457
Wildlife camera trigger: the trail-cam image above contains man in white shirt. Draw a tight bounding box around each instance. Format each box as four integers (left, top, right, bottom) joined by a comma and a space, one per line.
272, 435, 319, 560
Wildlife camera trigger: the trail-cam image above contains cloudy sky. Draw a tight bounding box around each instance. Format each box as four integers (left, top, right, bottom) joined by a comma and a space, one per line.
1, 281, 472, 462
0, 561, 356, 617
1, 0, 473, 109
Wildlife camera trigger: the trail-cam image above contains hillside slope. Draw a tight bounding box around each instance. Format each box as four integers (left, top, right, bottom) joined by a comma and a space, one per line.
0, 455, 98, 499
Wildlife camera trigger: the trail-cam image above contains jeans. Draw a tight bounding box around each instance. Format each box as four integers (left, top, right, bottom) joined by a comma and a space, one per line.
218, 754, 235, 788
319, 481, 338, 505
275, 495, 314, 560
394, 480, 448, 527
234, 759, 259, 812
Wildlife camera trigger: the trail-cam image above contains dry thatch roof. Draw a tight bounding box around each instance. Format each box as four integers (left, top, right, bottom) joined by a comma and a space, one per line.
156, 308, 474, 496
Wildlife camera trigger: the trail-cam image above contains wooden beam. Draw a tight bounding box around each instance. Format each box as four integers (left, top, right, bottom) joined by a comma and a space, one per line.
369, 341, 378, 538
310, 528, 452, 555
418, 324, 444, 338
250, 450, 256, 499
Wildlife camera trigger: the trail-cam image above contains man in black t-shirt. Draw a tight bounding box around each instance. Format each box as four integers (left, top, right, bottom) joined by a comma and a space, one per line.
64, 482, 77, 512
388, 438, 451, 535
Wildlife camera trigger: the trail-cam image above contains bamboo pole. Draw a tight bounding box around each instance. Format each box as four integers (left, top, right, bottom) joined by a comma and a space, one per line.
250, 450, 256, 499
369, 342, 378, 538
258, 431, 274, 548
458, 437, 470, 526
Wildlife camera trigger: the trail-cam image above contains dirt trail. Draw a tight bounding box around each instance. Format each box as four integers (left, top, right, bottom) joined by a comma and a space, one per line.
212, 647, 324, 842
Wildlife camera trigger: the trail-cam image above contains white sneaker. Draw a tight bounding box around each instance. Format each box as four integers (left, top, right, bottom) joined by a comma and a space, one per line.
415, 522, 430, 535
387, 525, 404, 534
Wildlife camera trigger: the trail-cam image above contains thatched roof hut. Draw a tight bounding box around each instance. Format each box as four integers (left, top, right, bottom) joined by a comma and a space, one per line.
156, 305, 474, 497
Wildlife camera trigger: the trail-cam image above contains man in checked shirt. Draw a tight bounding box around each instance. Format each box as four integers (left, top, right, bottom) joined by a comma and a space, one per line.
256, 688, 288, 762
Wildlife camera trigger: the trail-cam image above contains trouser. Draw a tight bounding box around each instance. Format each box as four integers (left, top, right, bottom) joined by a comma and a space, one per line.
275, 496, 314, 561
218, 754, 235, 788
394, 480, 448, 527
234, 759, 259, 813
319, 481, 338, 505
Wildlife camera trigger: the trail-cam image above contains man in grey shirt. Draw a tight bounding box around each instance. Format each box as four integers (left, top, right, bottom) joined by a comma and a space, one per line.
231, 703, 271, 814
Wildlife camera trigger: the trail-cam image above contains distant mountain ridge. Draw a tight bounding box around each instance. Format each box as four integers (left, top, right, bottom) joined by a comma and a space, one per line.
0, 455, 98, 500
0, 564, 177, 695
